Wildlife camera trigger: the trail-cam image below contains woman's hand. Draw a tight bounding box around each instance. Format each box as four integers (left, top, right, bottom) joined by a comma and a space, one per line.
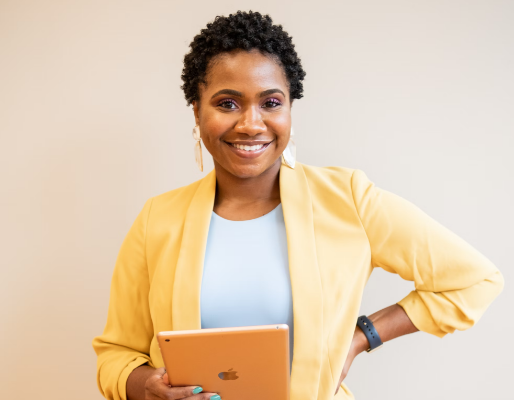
333, 327, 368, 396
145, 368, 221, 400
128, 365, 221, 400
333, 305, 420, 396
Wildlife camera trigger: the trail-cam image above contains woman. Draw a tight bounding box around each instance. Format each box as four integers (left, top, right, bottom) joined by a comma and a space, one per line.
92, 11, 504, 400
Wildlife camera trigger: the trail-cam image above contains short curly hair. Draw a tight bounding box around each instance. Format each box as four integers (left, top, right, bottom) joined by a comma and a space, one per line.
181, 10, 306, 106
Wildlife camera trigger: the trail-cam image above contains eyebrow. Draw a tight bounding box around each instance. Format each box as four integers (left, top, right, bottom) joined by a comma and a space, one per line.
210, 89, 243, 99
210, 88, 286, 99
258, 88, 286, 98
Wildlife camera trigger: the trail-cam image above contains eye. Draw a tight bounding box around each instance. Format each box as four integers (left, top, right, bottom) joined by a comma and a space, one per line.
263, 98, 282, 108
217, 99, 238, 109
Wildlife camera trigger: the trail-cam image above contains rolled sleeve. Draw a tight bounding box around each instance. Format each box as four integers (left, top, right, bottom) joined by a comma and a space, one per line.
351, 169, 505, 338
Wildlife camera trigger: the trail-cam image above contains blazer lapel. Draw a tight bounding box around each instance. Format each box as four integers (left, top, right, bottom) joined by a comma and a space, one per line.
171, 160, 324, 400
172, 167, 216, 331
280, 161, 324, 400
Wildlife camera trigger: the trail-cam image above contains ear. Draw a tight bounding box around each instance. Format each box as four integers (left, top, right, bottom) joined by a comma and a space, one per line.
192, 100, 200, 126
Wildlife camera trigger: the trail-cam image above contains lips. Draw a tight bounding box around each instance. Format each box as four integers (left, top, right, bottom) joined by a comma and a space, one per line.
224, 140, 274, 159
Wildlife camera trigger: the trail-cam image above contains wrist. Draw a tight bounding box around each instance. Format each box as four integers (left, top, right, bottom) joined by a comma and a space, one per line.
356, 315, 384, 353
127, 364, 155, 400
351, 325, 369, 356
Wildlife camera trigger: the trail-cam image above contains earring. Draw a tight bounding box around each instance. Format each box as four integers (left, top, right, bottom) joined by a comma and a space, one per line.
281, 127, 296, 169
192, 125, 203, 172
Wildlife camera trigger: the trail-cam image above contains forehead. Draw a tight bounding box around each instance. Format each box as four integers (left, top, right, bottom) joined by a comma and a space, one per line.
202, 50, 289, 96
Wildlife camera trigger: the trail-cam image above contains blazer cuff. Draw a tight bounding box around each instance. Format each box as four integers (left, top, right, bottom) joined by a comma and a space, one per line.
396, 290, 448, 339
118, 356, 152, 400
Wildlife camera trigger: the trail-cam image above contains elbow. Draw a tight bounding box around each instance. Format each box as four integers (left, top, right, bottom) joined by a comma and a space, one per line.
485, 268, 505, 301
412, 268, 506, 337
450, 268, 505, 332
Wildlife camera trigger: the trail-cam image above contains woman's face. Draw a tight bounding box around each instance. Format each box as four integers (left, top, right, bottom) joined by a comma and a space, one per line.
193, 49, 292, 179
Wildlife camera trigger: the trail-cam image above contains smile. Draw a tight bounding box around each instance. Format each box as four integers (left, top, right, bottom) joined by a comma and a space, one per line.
230, 143, 266, 151
224, 140, 273, 159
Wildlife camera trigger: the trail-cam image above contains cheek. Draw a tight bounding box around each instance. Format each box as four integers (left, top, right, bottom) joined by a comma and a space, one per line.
266, 110, 291, 128
200, 114, 233, 144
266, 114, 292, 145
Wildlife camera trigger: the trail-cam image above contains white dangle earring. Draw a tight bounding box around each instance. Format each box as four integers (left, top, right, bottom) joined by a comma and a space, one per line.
281, 127, 296, 169
192, 125, 203, 172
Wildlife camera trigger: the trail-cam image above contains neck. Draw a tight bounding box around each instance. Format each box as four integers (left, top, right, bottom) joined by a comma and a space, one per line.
213, 158, 282, 209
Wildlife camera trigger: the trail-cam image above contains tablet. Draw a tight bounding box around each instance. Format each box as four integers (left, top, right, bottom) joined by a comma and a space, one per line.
157, 324, 290, 400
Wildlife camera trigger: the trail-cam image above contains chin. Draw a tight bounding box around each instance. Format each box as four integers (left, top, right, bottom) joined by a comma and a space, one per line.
227, 162, 272, 179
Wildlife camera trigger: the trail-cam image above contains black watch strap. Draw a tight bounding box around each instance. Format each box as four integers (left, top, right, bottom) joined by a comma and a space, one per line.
356, 315, 383, 353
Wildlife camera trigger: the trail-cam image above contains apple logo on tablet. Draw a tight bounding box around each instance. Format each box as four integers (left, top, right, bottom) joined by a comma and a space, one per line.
218, 368, 239, 380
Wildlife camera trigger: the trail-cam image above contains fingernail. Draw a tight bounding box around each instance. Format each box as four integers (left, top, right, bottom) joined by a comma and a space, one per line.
210, 395, 221, 400
192, 387, 203, 394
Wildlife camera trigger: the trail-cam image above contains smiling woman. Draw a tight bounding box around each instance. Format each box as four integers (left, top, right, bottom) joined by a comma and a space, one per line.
194, 49, 292, 184
92, 10, 505, 400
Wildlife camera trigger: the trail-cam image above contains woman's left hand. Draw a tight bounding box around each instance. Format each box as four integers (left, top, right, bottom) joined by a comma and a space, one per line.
334, 327, 368, 396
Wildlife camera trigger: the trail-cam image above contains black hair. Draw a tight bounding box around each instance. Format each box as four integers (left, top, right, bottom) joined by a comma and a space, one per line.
181, 10, 306, 106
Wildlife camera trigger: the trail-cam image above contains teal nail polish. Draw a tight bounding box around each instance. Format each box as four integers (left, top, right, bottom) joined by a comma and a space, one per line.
210, 395, 221, 400
192, 387, 203, 394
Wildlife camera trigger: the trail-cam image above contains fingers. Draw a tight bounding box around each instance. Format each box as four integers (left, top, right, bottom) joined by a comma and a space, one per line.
179, 391, 221, 400
146, 377, 216, 400
145, 368, 221, 399
170, 385, 204, 399
145, 371, 171, 398
169, 386, 221, 400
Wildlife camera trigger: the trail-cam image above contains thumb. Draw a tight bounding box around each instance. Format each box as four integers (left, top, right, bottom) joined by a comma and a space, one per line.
153, 367, 170, 386
162, 371, 170, 386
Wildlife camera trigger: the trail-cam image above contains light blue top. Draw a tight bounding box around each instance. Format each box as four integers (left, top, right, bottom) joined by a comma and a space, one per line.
200, 203, 294, 372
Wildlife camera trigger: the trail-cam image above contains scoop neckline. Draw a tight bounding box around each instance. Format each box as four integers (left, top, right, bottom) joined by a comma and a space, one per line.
212, 203, 282, 222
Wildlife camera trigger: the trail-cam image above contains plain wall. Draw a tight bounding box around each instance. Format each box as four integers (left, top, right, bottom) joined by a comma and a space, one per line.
1, 1, 512, 399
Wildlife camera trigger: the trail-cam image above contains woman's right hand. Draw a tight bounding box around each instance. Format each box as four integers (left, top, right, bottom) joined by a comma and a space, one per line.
144, 367, 221, 400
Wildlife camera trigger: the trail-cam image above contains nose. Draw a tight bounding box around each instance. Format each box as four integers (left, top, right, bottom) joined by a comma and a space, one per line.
234, 106, 266, 136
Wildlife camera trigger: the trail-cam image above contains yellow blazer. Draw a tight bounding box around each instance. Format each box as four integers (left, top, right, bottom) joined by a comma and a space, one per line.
92, 160, 504, 400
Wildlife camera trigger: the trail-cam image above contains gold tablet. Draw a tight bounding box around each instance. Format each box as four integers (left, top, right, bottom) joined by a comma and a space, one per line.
157, 324, 290, 400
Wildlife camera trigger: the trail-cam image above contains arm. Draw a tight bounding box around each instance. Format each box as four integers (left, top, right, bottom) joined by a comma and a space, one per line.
335, 304, 418, 394
335, 169, 504, 394
354, 304, 419, 354
92, 198, 155, 400
126, 364, 159, 400
351, 168, 504, 337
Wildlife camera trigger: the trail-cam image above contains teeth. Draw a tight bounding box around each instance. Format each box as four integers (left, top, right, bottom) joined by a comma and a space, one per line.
231, 143, 265, 151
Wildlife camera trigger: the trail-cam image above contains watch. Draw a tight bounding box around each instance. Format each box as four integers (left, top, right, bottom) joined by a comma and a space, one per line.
356, 315, 383, 353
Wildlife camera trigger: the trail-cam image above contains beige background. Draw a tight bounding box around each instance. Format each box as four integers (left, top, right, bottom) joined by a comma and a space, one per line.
1, 1, 512, 399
